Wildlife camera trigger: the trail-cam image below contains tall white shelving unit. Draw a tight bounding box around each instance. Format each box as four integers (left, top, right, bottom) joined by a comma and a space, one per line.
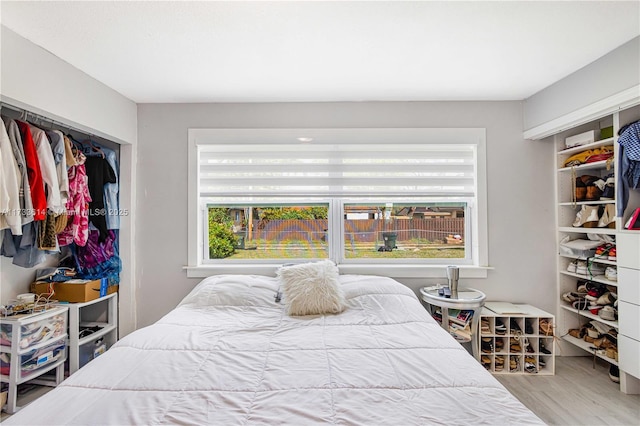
552, 104, 640, 394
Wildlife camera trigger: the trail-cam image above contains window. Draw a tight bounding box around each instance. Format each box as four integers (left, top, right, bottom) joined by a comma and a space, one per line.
188, 128, 487, 275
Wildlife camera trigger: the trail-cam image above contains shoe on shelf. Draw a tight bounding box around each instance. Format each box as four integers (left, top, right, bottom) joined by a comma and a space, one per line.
606, 346, 619, 361
562, 291, 586, 303
510, 319, 522, 334
566, 260, 578, 273
539, 342, 552, 355
510, 356, 519, 372
597, 204, 616, 228
573, 205, 600, 227
576, 261, 605, 277
608, 246, 617, 261
609, 365, 620, 383
599, 305, 617, 321
585, 185, 603, 201
525, 321, 533, 335
584, 283, 606, 300
539, 319, 554, 336
604, 267, 618, 282
495, 319, 507, 335
481, 318, 491, 335
595, 243, 614, 257
572, 299, 589, 310
596, 291, 617, 306
601, 174, 615, 200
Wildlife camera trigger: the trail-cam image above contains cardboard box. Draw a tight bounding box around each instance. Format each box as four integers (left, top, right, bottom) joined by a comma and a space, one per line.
30, 279, 118, 303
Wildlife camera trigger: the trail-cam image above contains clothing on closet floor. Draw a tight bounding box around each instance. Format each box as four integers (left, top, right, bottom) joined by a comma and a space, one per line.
3, 118, 34, 226
58, 151, 91, 247
16, 121, 46, 221
616, 122, 640, 216
84, 156, 116, 242
0, 118, 22, 235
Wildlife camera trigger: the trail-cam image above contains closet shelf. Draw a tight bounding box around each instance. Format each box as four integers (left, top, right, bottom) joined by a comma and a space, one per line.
558, 200, 615, 206
558, 227, 616, 235
559, 271, 618, 286
562, 335, 618, 366
560, 305, 618, 328
557, 160, 614, 173
559, 254, 616, 266
557, 138, 614, 156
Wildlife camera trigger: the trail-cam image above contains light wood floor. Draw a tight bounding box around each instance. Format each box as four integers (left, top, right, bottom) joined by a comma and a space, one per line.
3, 357, 639, 424
497, 356, 640, 426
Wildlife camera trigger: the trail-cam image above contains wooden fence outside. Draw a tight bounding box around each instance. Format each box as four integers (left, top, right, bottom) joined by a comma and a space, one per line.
252, 219, 464, 243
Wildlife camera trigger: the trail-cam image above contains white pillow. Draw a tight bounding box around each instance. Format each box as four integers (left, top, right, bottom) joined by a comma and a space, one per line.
278, 260, 346, 316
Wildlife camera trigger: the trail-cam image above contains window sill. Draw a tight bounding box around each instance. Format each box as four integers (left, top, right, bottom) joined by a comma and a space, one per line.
184, 264, 491, 279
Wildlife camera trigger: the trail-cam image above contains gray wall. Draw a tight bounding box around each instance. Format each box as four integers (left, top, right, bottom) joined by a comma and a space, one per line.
136, 101, 556, 327
524, 36, 640, 131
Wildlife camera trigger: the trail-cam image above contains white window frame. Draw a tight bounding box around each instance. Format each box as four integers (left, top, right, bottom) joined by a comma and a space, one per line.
186, 128, 489, 278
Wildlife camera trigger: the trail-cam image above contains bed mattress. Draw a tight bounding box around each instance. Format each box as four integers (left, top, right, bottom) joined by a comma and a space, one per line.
5, 274, 543, 425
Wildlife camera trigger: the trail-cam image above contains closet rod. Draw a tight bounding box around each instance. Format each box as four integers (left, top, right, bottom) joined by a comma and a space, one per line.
0, 101, 95, 139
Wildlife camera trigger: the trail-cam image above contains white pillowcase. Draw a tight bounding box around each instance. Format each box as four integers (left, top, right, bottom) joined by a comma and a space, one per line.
278, 260, 347, 316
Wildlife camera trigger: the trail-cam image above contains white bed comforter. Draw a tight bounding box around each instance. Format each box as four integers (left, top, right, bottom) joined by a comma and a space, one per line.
6, 275, 543, 425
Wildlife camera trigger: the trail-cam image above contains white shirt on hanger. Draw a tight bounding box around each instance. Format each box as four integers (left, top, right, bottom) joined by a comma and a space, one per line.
29, 125, 63, 215
0, 118, 23, 234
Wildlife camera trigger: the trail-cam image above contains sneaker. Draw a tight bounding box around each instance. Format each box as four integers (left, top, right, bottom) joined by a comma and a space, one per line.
601, 174, 615, 200
562, 291, 586, 303
585, 284, 606, 301
576, 261, 605, 277
608, 246, 617, 261
572, 299, 589, 310
599, 305, 617, 321
596, 291, 616, 306
495, 319, 507, 335
605, 266, 618, 282
566, 260, 578, 273
595, 243, 613, 257
609, 365, 620, 383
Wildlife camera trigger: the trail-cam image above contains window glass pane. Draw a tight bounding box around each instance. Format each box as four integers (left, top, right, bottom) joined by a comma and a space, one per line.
343, 202, 466, 260
207, 204, 329, 260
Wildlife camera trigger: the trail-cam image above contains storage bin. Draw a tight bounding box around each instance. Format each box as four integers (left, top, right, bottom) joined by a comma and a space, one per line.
78, 337, 108, 369
0, 313, 66, 350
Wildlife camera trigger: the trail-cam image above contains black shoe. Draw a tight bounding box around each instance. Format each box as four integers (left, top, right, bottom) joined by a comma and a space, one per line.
540, 342, 552, 355
609, 365, 620, 383
510, 319, 522, 333
525, 321, 533, 334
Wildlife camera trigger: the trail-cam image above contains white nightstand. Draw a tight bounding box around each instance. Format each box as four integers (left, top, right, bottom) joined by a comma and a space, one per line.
420, 286, 486, 360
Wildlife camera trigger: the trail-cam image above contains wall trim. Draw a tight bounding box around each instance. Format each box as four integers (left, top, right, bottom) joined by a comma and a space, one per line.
523, 85, 640, 140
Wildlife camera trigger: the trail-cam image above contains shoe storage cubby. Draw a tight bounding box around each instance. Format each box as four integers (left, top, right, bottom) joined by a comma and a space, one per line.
478, 304, 555, 375
552, 103, 640, 394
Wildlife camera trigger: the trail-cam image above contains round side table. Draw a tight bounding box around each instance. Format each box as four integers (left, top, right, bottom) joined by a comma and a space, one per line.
420, 286, 486, 360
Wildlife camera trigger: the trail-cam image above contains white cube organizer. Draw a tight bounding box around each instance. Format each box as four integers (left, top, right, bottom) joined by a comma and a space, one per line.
478, 304, 555, 375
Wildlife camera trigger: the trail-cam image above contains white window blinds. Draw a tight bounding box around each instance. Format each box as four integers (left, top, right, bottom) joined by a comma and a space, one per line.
197, 133, 478, 199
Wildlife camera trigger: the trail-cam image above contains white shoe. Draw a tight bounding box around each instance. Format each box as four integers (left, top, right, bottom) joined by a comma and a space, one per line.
605, 266, 618, 282
576, 261, 604, 276
573, 205, 600, 227
598, 204, 616, 228
567, 260, 578, 273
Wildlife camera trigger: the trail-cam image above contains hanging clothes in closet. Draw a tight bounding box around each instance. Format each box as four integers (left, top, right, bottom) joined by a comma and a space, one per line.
0, 109, 122, 287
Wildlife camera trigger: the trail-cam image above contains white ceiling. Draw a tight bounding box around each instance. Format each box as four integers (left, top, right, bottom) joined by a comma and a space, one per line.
1, 1, 639, 103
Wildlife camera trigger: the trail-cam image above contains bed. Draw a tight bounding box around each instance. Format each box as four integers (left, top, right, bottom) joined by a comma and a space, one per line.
5, 274, 543, 425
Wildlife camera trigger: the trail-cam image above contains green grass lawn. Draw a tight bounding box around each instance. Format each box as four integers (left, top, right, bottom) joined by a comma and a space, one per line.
221, 239, 464, 260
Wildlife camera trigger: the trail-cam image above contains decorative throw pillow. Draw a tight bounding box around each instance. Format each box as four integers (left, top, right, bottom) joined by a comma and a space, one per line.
278, 260, 346, 316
